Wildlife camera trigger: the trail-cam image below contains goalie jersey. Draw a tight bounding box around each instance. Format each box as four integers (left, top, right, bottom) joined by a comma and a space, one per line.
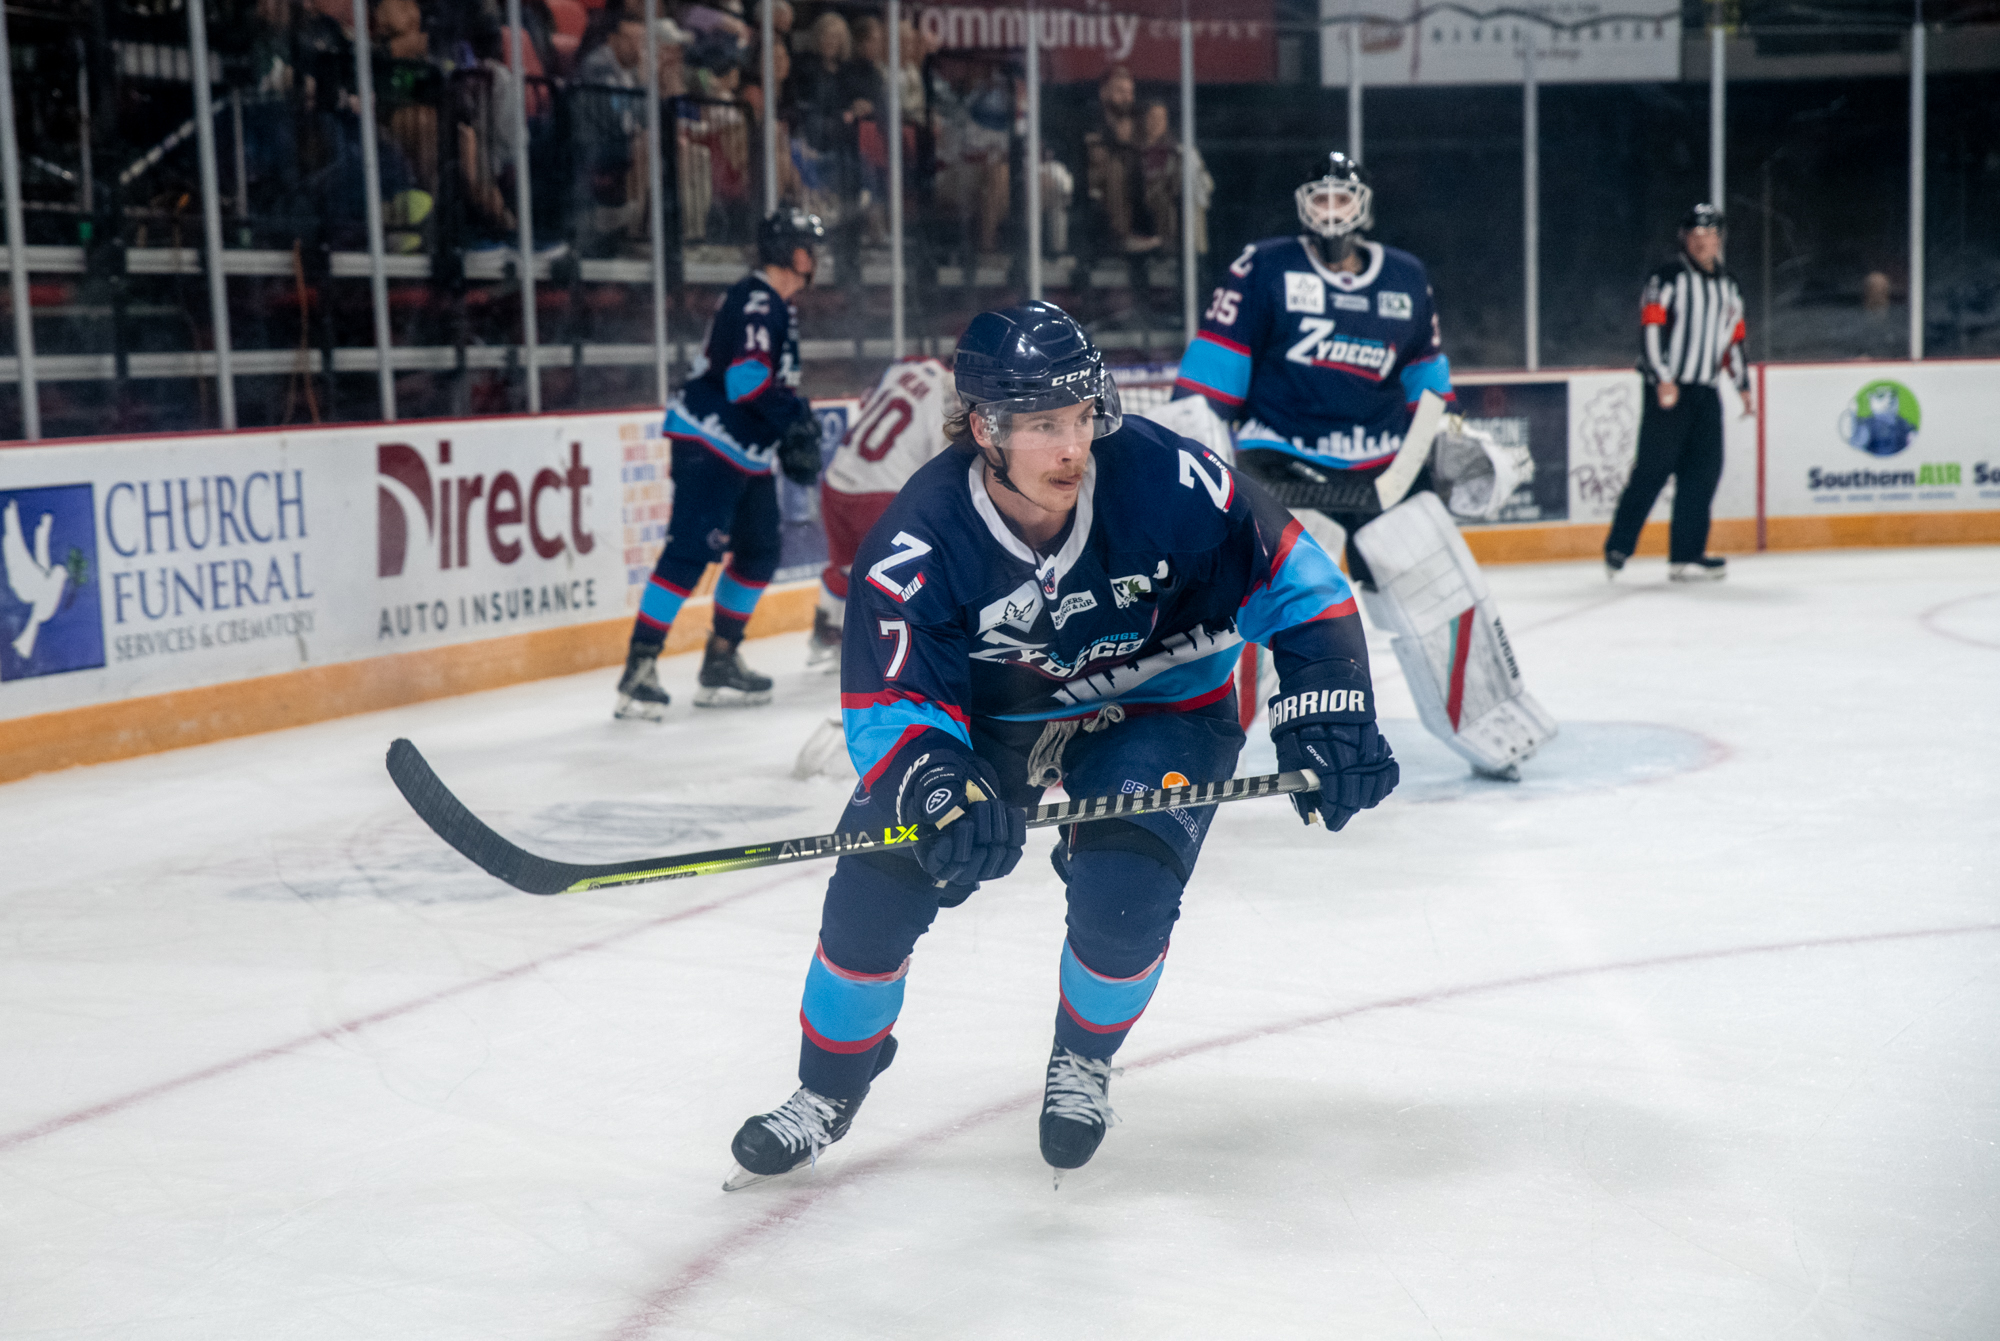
839, 415, 1370, 790
1173, 237, 1455, 472
668, 272, 810, 474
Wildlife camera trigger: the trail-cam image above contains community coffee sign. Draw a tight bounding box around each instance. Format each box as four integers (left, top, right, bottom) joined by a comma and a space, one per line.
915, 0, 1276, 83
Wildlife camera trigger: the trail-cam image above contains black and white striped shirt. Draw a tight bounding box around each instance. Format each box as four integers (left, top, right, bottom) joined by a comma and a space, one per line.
1639, 255, 1749, 390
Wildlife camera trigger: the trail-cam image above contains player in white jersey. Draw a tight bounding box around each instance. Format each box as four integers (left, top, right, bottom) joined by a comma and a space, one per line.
808, 356, 956, 668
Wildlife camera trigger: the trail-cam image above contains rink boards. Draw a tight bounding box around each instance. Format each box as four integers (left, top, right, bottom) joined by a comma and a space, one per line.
1, 358, 1995, 780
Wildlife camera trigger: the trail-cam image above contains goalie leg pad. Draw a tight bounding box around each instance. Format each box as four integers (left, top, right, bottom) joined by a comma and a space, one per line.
1352, 492, 1557, 774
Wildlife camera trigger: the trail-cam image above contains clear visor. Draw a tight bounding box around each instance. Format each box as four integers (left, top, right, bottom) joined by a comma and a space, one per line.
1295, 178, 1372, 239
973, 372, 1123, 450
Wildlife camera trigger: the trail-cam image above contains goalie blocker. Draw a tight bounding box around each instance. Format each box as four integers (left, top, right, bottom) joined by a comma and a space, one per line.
1351, 492, 1556, 777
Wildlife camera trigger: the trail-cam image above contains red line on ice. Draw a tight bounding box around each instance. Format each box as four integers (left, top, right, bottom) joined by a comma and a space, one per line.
609, 918, 2000, 1339
1918, 590, 2000, 650
0, 875, 802, 1156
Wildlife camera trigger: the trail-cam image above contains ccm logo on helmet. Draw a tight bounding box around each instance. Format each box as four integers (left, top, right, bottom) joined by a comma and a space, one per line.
1269, 688, 1369, 726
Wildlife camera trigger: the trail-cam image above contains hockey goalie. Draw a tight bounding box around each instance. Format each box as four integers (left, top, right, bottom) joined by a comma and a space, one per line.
1164, 150, 1556, 779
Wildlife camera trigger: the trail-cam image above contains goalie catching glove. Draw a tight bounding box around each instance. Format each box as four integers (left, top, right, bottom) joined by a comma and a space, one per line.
897, 749, 1027, 887
776, 414, 825, 486
1268, 671, 1399, 831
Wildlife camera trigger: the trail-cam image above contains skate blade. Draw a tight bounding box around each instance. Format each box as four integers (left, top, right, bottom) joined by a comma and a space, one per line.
614, 697, 668, 722
693, 686, 773, 708
722, 1162, 783, 1192
1669, 565, 1726, 583
1472, 762, 1522, 782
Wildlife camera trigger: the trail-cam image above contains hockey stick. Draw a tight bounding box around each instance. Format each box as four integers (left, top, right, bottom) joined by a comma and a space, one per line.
1245, 390, 1447, 516
1373, 389, 1446, 511
386, 737, 1318, 897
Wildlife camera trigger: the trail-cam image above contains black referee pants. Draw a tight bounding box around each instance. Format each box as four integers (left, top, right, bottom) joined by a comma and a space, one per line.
1606, 384, 1724, 564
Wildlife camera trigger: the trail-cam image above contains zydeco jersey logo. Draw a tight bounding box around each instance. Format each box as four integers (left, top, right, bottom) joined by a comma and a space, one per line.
1839, 380, 1920, 458
0, 484, 106, 681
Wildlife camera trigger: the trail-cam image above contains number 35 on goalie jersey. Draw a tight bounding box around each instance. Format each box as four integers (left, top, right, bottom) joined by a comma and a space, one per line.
1173, 236, 1456, 470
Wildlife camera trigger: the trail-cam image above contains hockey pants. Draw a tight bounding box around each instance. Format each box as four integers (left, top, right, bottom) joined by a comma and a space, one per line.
629, 441, 780, 656
796, 705, 1245, 1099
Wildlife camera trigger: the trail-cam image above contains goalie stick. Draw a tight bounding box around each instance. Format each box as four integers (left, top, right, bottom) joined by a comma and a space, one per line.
1244, 390, 1448, 516
386, 738, 1318, 897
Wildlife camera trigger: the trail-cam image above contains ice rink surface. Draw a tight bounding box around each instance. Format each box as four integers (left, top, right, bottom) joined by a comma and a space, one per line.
3, 546, 1997, 1340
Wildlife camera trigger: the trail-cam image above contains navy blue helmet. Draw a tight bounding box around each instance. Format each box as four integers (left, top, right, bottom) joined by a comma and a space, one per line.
757, 208, 826, 269
952, 301, 1122, 441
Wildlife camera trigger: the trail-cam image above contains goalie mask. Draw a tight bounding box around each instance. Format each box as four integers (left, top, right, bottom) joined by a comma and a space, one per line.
952, 302, 1123, 491
1296, 151, 1374, 243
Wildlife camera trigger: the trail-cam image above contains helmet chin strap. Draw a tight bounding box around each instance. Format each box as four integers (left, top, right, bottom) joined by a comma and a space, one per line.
978, 438, 1029, 498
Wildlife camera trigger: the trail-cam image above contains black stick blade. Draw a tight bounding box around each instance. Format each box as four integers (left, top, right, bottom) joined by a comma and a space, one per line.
385, 739, 587, 896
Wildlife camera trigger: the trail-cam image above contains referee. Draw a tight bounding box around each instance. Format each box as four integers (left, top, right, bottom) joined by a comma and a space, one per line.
1605, 204, 1754, 582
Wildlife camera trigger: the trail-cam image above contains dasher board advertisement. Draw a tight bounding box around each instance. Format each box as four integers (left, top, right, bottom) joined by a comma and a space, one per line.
1763, 362, 2000, 517
0, 412, 649, 720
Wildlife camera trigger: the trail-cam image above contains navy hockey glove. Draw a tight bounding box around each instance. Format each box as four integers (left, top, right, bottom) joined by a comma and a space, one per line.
1269, 676, 1399, 832
897, 749, 1027, 887
776, 414, 824, 486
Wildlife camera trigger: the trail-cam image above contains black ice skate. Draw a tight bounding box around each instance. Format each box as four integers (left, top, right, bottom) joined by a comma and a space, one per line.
694, 637, 773, 707
1670, 555, 1728, 583
613, 650, 670, 721
724, 1036, 897, 1191
806, 607, 842, 672
1604, 549, 1628, 582
1039, 1042, 1120, 1184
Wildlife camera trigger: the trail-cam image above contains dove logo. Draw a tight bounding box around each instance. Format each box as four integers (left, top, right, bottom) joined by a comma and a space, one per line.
0, 484, 106, 682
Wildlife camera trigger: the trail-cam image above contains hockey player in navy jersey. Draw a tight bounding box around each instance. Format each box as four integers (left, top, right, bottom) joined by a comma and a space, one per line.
1170, 153, 1556, 780
723, 302, 1399, 1189
615, 209, 830, 719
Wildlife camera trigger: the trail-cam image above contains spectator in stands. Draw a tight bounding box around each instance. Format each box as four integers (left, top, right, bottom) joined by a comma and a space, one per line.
855, 14, 891, 242
783, 11, 877, 281
897, 14, 934, 206
681, 0, 755, 68
1039, 147, 1074, 257
931, 57, 1013, 263
1082, 65, 1158, 264
1139, 100, 1210, 264
573, 9, 649, 255
657, 17, 691, 98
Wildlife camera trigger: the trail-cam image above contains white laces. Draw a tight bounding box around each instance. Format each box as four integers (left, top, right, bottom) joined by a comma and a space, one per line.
1026, 703, 1127, 789
1045, 1048, 1121, 1128
757, 1087, 842, 1166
